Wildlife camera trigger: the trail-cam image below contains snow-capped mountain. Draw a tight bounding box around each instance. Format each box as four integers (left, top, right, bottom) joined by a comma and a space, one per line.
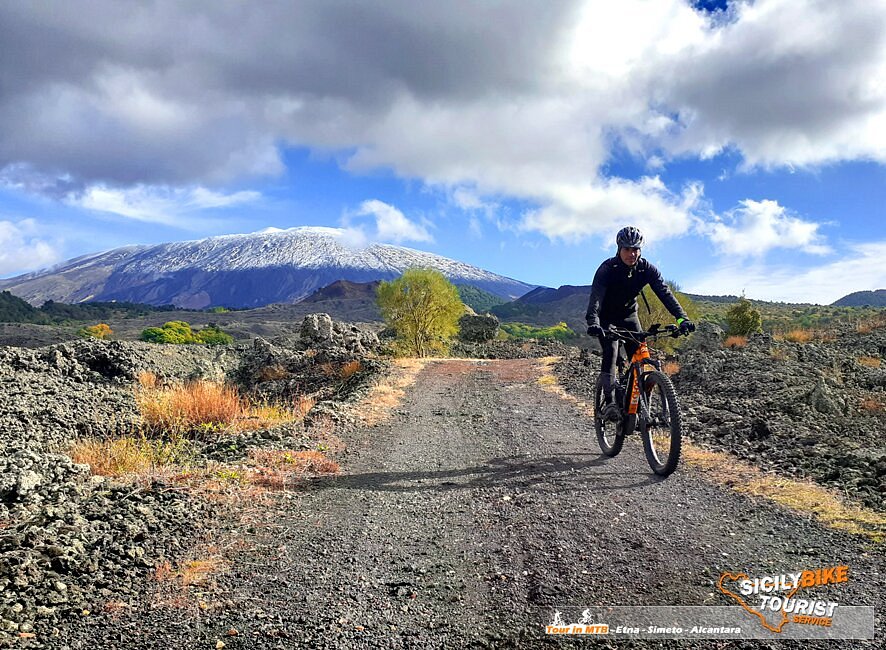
0, 227, 535, 309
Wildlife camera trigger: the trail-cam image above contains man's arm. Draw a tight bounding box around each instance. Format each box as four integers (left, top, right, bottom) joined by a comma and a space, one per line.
585, 264, 609, 327
647, 263, 687, 322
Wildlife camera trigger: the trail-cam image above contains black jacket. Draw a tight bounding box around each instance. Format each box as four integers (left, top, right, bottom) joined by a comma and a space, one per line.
585, 256, 687, 327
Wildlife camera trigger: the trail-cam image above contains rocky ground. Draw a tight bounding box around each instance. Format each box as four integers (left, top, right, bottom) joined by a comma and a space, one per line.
0, 315, 883, 648
554, 321, 886, 512
0, 315, 383, 645
32, 357, 885, 649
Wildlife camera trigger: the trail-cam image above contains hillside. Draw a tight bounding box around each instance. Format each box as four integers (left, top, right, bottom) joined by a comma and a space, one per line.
833, 289, 886, 307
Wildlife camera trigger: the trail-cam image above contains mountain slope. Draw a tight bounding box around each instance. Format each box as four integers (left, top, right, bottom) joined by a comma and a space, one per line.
0, 227, 534, 309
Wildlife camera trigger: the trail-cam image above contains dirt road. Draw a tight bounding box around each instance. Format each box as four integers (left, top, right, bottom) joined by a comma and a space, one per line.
64, 359, 883, 649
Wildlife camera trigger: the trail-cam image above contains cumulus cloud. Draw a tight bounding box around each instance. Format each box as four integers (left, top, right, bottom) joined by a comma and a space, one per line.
686, 240, 886, 304
698, 198, 831, 256
0, 219, 60, 275
0, 0, 883, 240
354, 199, 433, 244
75, 186, 260, 226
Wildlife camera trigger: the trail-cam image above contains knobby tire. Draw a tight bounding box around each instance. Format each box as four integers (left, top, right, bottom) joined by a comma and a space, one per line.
639, 370, 682, 476
594, 373, 624, 457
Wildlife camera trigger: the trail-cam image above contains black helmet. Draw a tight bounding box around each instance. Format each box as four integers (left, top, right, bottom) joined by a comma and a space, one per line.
616, 226, 644, 249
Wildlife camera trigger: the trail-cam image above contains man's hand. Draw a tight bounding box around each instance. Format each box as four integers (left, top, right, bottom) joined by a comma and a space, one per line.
587, 324, 604, 338
678, 318, 696, 334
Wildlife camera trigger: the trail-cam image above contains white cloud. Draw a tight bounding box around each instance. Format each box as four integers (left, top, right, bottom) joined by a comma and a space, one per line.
519, 177, 703, 243
355, 199, 433, 244
697, 199, 831, 257
0, 219, 60, 275
75, 185, 260, 226
0, 0, 883, 240
686, 241, 886, 304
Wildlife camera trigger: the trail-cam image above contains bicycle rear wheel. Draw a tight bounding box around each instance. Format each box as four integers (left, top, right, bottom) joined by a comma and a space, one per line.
594, 373, 624, 456
639, 371, 682, 476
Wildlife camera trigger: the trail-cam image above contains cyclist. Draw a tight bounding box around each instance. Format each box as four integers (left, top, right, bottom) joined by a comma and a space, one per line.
586, 226, 695, 420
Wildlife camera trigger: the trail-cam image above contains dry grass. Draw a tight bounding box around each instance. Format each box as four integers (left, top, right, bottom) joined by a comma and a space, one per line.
662, 361, 681, 375
70, 435, 193, 477
684, 445, 886, 542
769, 347, 788, 362
860, 396, 884, 413
138, 371, 160, 389
857, 356, 882, 368
247, 449, 340, 474
293, 395, 317, 419
152, 550, 229, 609
856, 314, 886, 334
257, 365, 289, 382
352, 358, 428, 426
776, 328, 836, 343
340, 360, 362, 379
723, 335, 747, 349
136, 379, 306, 436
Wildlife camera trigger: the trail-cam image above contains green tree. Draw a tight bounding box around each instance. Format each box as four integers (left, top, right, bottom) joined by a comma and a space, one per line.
724, 297, 763, 336
376, 269, 465, 357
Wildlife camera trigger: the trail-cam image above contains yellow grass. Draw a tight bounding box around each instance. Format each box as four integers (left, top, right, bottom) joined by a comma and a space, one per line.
135, 379, 308, 436
70, 435, 193, 477
684, 445, 886, 542
662, 360, 681, 375
857, 356, 882, 368
723, 335, 747, 348
352, 358, 428, 426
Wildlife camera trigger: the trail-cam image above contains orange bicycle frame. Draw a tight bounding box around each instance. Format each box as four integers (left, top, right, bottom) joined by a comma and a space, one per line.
626, 342, 655, 414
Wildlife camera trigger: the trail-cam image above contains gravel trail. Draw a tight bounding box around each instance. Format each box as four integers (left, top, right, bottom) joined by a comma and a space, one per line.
56, 359, 883, 649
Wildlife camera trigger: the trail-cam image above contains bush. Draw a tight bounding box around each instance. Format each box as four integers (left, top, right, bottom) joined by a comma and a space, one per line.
140, 321, 233, 345
724, 298, 762, 336
79, 323, 113, 340
499, 322, 574, 341
194, 325, 234, 345
376, 268, 465, 357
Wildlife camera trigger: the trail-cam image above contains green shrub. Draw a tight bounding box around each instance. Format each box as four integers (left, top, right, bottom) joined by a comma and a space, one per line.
194, 325, 234, 345
500, 322, 574, 341
376, 269, 465, 357
725, 298, 763, 336
140, 321, 233, 345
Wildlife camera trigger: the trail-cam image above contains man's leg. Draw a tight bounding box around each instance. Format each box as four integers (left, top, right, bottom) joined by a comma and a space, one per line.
598, 332, 619, 403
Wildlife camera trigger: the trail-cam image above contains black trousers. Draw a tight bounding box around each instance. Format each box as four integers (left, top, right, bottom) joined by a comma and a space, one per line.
596, 313, 642, 402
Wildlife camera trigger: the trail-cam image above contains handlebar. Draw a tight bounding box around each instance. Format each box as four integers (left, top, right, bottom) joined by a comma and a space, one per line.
604, 323, 685, 342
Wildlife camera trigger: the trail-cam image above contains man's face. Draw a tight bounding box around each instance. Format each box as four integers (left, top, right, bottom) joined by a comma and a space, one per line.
619, 246, 641, 267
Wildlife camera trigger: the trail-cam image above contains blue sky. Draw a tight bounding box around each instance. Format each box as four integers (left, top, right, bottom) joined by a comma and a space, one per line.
1, 0, 884, 304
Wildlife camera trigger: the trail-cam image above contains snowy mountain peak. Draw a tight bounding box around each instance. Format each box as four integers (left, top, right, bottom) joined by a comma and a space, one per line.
0, 227, 535, 309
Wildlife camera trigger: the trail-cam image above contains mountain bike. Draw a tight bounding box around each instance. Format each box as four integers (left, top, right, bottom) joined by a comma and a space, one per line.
594, 324, 687, 476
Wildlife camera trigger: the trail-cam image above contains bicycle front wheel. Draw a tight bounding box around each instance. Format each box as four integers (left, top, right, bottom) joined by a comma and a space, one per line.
639, 371, 682, 476
594, 373, 624, 457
